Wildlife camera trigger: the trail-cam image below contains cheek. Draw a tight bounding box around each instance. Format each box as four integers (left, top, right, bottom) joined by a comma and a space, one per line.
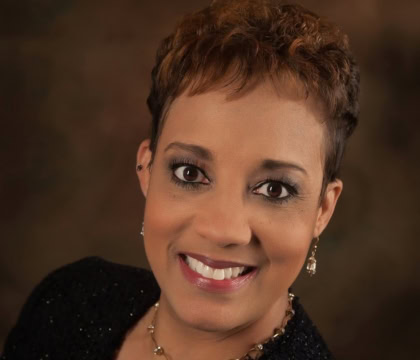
142, 173, 191, 267
142, 194, 175, 289
144, 164, 203, 233
267, 226, 310, 266
261, 230, 311, 291
143, 192, 172, 258
257, 207, 318, 278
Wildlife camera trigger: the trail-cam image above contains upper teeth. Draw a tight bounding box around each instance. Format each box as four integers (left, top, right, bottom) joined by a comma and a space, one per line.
185, 255, 246, 280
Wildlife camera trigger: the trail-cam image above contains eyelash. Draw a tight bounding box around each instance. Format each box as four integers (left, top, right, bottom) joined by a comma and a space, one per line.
253, 177, 298, 204
168, 159, 299, 204
169, 158, 210, 190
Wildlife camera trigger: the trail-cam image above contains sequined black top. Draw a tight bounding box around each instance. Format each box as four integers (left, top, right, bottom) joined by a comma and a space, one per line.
1, 257, 333, 360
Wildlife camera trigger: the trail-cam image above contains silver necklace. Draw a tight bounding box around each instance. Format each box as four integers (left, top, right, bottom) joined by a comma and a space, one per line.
147, 292, 295, 360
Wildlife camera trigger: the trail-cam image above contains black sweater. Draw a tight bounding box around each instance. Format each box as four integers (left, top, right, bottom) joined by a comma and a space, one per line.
1, 257, 333, 360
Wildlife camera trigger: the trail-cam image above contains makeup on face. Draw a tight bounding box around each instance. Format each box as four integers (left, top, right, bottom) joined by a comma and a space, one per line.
165, 152, 304, 206
141, 81, 328, 333
178, 253, 258, 293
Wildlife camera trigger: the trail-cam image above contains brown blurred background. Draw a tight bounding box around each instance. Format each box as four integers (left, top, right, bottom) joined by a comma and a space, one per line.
1, 0, 419, 358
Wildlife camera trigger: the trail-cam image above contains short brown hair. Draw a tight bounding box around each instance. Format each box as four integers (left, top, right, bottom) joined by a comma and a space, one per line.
147, 0, 360, 190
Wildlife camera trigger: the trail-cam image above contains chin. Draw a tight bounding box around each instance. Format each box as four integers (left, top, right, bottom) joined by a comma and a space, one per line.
169, 296, 253, 333
161, 276, 269, 333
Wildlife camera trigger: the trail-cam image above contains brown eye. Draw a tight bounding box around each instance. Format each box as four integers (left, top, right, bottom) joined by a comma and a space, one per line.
267, 183, 283, 197
183, 166, 198, 181
174, 165, 209, 184
253, 181, 289, 199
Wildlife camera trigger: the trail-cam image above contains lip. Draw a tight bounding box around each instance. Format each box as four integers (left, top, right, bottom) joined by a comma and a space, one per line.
178, 255, 258, 293
182, 252, 255, 269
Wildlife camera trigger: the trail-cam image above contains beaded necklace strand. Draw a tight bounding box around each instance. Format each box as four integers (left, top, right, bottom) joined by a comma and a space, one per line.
147, 292, 295, 360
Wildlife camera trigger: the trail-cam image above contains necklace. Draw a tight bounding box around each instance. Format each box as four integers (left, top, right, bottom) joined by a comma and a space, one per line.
147, 292, 295, 360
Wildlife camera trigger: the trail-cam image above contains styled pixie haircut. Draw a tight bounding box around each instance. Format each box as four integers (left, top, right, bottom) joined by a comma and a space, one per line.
147, 0, 360, 191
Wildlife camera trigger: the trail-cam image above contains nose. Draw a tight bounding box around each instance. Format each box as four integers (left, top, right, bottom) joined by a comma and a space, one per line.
193, 187, 252, 247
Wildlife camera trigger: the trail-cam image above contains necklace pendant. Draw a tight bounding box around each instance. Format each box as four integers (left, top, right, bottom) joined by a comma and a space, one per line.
153, 346, 165, 356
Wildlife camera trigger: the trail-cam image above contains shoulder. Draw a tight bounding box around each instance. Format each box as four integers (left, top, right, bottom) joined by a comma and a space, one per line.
1, 257, 160, 360
18, 256, 160, 319
263, 296, 334, 360
37, 256, 158, 295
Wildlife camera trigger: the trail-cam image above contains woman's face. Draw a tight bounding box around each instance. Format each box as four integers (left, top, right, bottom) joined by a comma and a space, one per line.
137, 81, 342, 333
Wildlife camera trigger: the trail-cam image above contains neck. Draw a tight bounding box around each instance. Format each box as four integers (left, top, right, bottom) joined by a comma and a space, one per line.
149, 292, 291, 360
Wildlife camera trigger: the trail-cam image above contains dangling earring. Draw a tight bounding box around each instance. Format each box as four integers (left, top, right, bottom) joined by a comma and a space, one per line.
140, 222, 144, 237
306, 237, 319, 276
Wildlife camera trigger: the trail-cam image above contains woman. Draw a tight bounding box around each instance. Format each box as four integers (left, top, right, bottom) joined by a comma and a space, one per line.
1, 0, 359, 359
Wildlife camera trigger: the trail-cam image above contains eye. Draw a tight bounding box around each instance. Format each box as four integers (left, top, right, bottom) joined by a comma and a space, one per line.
173, 165, 209, 184
253, 181, 290, 199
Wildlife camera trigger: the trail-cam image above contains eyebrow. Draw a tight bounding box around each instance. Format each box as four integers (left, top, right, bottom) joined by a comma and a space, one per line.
164, 141, 307, 175
164, 142, 213, 161
259, 159, 307, 175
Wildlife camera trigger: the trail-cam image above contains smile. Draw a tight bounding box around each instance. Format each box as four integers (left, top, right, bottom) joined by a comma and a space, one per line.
184, 254, 248, 280
178, 253, 257, 292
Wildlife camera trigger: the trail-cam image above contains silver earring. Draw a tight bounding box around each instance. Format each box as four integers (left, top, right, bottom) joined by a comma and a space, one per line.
140, 222, 144, 237
306, 237, 319, 276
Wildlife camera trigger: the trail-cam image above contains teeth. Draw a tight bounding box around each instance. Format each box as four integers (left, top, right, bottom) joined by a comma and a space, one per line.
195, 260, 204, 273
184, 255, 248, 281
213, 269, 224, 280
202, 265, 213, 278
232, 267, 240, 278
190, 257, 198, 271
224, 267, 232, 279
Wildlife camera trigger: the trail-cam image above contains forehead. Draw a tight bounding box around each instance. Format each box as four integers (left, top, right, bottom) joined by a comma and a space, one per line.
157, 81, 325, 173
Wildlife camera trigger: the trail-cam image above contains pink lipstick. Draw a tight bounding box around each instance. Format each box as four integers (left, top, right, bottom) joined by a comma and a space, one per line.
178, 254, 257, 293
184, 252, 254, 269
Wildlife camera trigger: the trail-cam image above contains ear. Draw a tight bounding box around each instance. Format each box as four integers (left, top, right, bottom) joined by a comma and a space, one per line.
313, 179, 343, 238
136, 139, 153, 198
